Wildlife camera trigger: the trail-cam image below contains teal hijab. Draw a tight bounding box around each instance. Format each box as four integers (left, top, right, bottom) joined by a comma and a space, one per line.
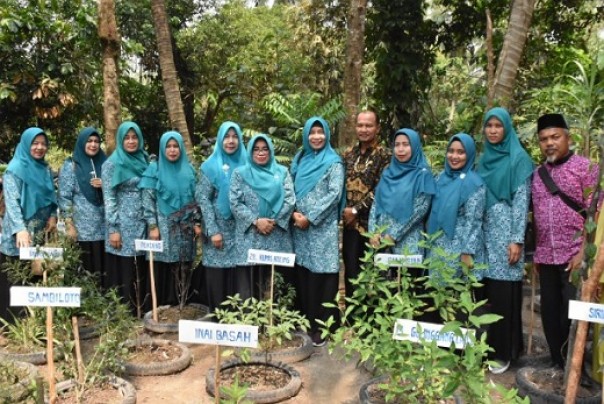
374, 128, 436, 223
427, 133, 484, 238
107, 121, 148, 188
201, 121, 247, 219
7, 127, 57, 220
291, 117, 345, 210
238, 134, 287, 219
477, 107, 534, 208
139, 131, 196, 216
73, 127, 106, 206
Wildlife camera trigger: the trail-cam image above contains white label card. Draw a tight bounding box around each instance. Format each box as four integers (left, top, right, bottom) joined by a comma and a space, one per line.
246, 249, 295, 267
10, 286, 81, 307
179, 320, 258, 348
19, 247, 64, 261
392, 319, 474, 349
135, 239, 164, 252
375, 254, 422, 267
568, 300, 604, 324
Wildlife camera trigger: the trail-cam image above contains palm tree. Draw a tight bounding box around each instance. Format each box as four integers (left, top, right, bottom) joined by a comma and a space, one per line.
150, 0, 193, 155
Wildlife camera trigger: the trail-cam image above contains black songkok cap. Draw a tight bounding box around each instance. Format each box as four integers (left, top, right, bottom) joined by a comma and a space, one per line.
537, 113, 568, 132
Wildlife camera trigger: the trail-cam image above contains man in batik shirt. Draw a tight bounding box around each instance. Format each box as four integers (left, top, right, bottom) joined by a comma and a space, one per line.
342, 109, 390, 299
532, 113, 599, 368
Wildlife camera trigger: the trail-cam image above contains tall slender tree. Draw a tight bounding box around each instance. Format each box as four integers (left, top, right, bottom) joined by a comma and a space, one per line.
340, 0, 369, 147
99, 0, 122, 153
150, 0, 192, 154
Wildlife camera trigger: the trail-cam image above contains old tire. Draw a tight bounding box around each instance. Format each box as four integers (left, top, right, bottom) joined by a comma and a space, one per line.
359, 375, 462, 404
54, 375, 137, 404
0, 360, 38, 403
143, 303, 209, 334
248, 332, 314, 364
0, 347, 63, 365
206, 359, 302, 404
516, 366, 602, 404
123, 339, 192, 376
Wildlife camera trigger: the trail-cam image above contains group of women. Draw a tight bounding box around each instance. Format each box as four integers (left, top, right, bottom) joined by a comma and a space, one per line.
0, 106, 532, 359
368, 107, 532, 373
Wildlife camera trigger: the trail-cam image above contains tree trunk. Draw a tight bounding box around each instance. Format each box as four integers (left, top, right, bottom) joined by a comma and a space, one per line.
492, 0, 536, 108
150, 0, 193, 156
98, 0, 122, 154
485, 8, 495, 110
339, 0, 368, 148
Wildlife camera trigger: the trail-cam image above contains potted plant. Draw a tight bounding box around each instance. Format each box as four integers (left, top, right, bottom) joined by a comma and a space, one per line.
322, 231, 523, 403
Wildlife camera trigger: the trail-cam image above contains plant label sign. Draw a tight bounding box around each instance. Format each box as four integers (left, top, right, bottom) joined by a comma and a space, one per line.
135, 239, 164, 252
375, 253, 423, 267
393, 319, 474, 350
568, 300, 604, 324
246, 249, 295, 267
179, 320, 258, 348
19, 247, 64, 261
10, 286, 81, 307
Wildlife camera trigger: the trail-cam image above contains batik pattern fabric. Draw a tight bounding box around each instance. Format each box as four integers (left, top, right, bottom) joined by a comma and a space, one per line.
342, 143, 390, 232
291, 164, 344, 274
532, 154, 598, 265
196, 171, 239, 268
429, 183, 486, 279
102, 160, 146, 257
0, 172, 56, 256
58, 159, 105, 241
142, 188, 198, 263
483, 179, 531, 281
369, 193, 431, 256
229, 169, 295, 266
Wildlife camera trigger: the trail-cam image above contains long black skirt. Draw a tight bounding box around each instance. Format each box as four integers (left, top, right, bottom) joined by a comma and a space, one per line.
78, 240, 106, 287
294, 265, 340, 334
105, 253, 149, 317
0, 254, 18, 323
483, 278, 524, 362
204, 266, 237, 314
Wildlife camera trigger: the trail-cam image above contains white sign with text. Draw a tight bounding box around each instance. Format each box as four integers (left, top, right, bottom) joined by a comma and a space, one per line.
246, 249, 295, 267
179, 320, 258, 348
10, 286, 81, 307
19, 247, 64, 261
375, 254, 422, 267
393, 319, 474, 350
568, 300, 604, 325
135, 239, 164, 252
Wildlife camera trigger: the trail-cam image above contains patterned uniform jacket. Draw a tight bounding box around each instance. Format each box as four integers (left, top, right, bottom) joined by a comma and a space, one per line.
342, 143, 390, 232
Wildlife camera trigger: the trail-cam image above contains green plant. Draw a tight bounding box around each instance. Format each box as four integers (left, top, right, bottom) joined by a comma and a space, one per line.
219, 375, 253, 404
321, 230, 520, 403
214, 272, 309, 356
0, 308, 46, 353
0, 360, 37, 403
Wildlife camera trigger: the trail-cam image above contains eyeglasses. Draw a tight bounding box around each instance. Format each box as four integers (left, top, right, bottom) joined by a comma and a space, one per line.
252, 147, 269, 154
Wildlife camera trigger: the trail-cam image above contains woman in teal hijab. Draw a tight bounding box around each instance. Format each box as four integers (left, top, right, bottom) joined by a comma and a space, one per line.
101, 121, 150, 313
197, 122, 247, 312
140, 131, 200, 306
229, 134, 295, 300
477, 107, 533, 374
290, 117, 345, 346
427, 133, 485, 277
369, 128, 435, 254
1, 127, 57, 322
58, 127, 107, 281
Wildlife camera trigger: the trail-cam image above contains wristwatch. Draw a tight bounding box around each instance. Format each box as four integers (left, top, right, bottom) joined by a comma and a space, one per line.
351, 207, 358, 215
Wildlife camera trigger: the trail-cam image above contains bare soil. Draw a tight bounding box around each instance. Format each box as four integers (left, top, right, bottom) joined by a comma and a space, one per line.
127, 342, 182, 365
219, 363, 291, 391
55, 385, 123, 404
157, 305, 206, 323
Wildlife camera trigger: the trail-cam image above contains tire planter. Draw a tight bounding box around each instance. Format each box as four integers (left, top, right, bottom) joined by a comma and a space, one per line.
0, 346, 63, 365
123, 338, 192, 376
53, 375, 137, 404
0, 360, 38, 403
359, 375, 462, 404
247, 332, 314, 364
206, 359, 302, 404
143, 303, 210, 334
516, 366, 602, 404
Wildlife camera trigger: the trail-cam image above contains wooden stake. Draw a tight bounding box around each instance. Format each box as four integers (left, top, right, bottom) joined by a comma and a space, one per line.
214, 345, 221, 404
269, 264, 275, 329
44, 270, 56, 404
71, 316, 85, 384
149, 250, 158, 322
